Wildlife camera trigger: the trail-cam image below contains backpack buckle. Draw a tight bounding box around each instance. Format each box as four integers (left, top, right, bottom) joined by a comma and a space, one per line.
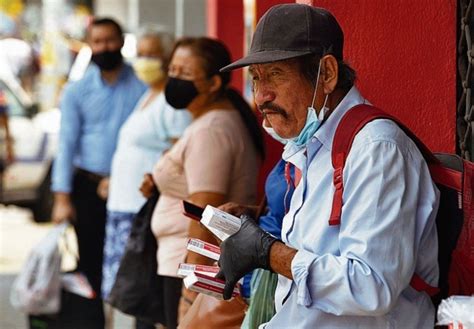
333, 167, 343, 189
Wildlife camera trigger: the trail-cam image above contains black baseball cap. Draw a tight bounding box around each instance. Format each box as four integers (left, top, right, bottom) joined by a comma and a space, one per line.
220, 4, 344, 72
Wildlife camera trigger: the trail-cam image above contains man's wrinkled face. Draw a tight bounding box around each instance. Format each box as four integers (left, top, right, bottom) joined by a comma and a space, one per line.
250, 59, 314, 139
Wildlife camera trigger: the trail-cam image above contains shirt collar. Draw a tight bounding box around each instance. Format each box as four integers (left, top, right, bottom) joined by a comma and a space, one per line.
282, 86, 368, 166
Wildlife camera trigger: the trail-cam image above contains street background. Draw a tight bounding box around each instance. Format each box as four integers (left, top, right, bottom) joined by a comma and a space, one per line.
0, 205, 136, 328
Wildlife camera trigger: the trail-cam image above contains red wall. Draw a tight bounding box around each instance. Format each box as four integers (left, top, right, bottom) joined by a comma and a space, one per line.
206, 0, 244, 91
207, 0, 457, 194
309, 0, 457, 152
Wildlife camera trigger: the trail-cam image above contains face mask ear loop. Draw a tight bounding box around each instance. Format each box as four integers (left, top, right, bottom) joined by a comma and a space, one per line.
318, 94, 329, 120
310, 59, 323, 110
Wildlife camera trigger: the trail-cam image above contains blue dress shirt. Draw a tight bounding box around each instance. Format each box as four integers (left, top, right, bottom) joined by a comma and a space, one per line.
265, 87, 440, 328
52, 64, 146, 192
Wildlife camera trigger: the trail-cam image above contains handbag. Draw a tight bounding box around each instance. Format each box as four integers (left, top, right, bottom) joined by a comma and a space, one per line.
107, 192, 164, 325
178, 294, 248, 329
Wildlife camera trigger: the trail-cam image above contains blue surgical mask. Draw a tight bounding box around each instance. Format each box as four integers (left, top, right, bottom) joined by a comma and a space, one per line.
289, 60, 329, 147
262, 124, 287, 145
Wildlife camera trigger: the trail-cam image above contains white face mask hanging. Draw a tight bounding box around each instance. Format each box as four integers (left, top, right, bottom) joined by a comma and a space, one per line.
262, 123, 288, 145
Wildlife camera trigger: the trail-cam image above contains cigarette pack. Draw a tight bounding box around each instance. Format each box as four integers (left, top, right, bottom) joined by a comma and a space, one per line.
200, 206, 241, 241
186, 238, 220, 261
183, 272, 240, 300
177, 263, 220, 278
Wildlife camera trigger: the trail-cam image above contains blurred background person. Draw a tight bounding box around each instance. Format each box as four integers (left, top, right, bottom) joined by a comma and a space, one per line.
0, 87, 14, 197
0, 37, 39, 98
97, 26, 191, 329
51, 17, 146, 327
139, 37, 264, 329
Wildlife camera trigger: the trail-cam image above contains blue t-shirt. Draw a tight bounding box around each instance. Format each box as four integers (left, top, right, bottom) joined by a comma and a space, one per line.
241, 159, 295, 298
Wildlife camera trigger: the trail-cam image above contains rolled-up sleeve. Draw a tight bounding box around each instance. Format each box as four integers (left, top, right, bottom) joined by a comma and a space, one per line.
51, 85, 81, 193
289, 139, 438, 316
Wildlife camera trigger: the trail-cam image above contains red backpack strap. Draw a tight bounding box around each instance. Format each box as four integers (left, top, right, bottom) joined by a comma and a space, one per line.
329, 104, 439, 226
329, 103, 440, 297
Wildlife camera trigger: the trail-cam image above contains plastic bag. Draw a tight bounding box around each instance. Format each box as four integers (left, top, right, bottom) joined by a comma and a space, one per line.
437, 296, 474, 329
62, 272, 95, 299
241, 269, 278, 329
10, 223, 68, 315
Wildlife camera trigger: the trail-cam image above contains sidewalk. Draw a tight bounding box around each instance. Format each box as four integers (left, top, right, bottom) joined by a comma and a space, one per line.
0, 205, 135, 329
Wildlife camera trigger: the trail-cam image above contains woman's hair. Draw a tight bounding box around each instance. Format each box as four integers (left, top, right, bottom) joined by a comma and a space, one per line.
171, 37, 265, 159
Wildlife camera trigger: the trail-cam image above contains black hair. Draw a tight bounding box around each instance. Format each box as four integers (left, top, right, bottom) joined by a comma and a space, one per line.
90, 17, 124, 40
171, 37, 265, 159
297, 53, 356, 91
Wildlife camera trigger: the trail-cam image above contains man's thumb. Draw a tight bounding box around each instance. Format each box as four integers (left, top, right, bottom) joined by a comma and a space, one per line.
223, 281, 236, 300
215, 269, 225, 280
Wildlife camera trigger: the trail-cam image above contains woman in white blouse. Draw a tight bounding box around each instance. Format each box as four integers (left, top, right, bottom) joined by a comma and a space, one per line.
97, 27, 191, 324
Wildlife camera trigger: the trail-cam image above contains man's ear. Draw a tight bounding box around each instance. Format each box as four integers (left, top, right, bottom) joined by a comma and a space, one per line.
321, 55, 338, 94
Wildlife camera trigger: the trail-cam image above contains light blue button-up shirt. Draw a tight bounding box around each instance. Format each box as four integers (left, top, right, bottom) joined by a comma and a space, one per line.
266, 87, 440, 328
52, 64, 146, 192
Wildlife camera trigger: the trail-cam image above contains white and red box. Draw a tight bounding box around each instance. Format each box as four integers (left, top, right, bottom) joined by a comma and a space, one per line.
183, 272, 240, 300
177, 263, 220, 278
186, 238, 221, 261
200, 206, 241, 241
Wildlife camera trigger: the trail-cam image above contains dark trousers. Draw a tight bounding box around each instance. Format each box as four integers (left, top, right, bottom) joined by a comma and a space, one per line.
157, 276, 182, 329
71, 169, 106, 327
135, 319, 155, 329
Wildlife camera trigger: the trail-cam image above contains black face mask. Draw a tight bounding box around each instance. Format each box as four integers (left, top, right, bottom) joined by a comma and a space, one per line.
91, 49, 123, 71
164, 77, 199, 109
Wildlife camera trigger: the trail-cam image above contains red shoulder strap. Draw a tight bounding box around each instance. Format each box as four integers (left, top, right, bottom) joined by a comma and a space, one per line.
329, 104, 439, 226
329, 104, 441, 296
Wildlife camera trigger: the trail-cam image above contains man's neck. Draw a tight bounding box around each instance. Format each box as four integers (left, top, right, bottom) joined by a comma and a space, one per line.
323, 88, 349, 119
100, 63, 124, 85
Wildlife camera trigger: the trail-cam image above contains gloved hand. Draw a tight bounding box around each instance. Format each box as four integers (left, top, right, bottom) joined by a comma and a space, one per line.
216, 215, 278, 300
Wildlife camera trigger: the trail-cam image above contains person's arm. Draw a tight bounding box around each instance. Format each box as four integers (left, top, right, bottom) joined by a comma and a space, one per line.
178, 127, 236, 317
183, 127, 235, 262
51, 85, 82, 223
268, 241, 297, 279
0, 112, 14, 164
0, 92, 14, 164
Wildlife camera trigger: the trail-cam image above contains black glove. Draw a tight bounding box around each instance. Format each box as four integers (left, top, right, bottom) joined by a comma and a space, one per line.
216, 215, 278, 300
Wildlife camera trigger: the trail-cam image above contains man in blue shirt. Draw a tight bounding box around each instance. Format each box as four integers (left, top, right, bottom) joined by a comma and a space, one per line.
51, 17, 146, 325
217, 4, 439, 328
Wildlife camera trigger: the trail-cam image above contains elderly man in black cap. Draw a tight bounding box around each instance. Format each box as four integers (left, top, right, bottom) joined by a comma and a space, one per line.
217, 4, 439, 328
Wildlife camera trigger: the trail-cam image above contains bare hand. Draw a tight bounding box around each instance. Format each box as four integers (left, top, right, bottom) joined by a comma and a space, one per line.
218, 202, 259, 219
97, 177, 110, 200
178, 288, 198, 324
52, 193, 75, 224
139, 173, 156, 198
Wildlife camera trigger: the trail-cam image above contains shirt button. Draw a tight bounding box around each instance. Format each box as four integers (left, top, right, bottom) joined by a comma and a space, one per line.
312, 137, 317, 143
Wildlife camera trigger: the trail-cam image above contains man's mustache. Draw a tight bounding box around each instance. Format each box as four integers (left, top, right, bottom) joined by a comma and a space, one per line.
258, 102, 288, 119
